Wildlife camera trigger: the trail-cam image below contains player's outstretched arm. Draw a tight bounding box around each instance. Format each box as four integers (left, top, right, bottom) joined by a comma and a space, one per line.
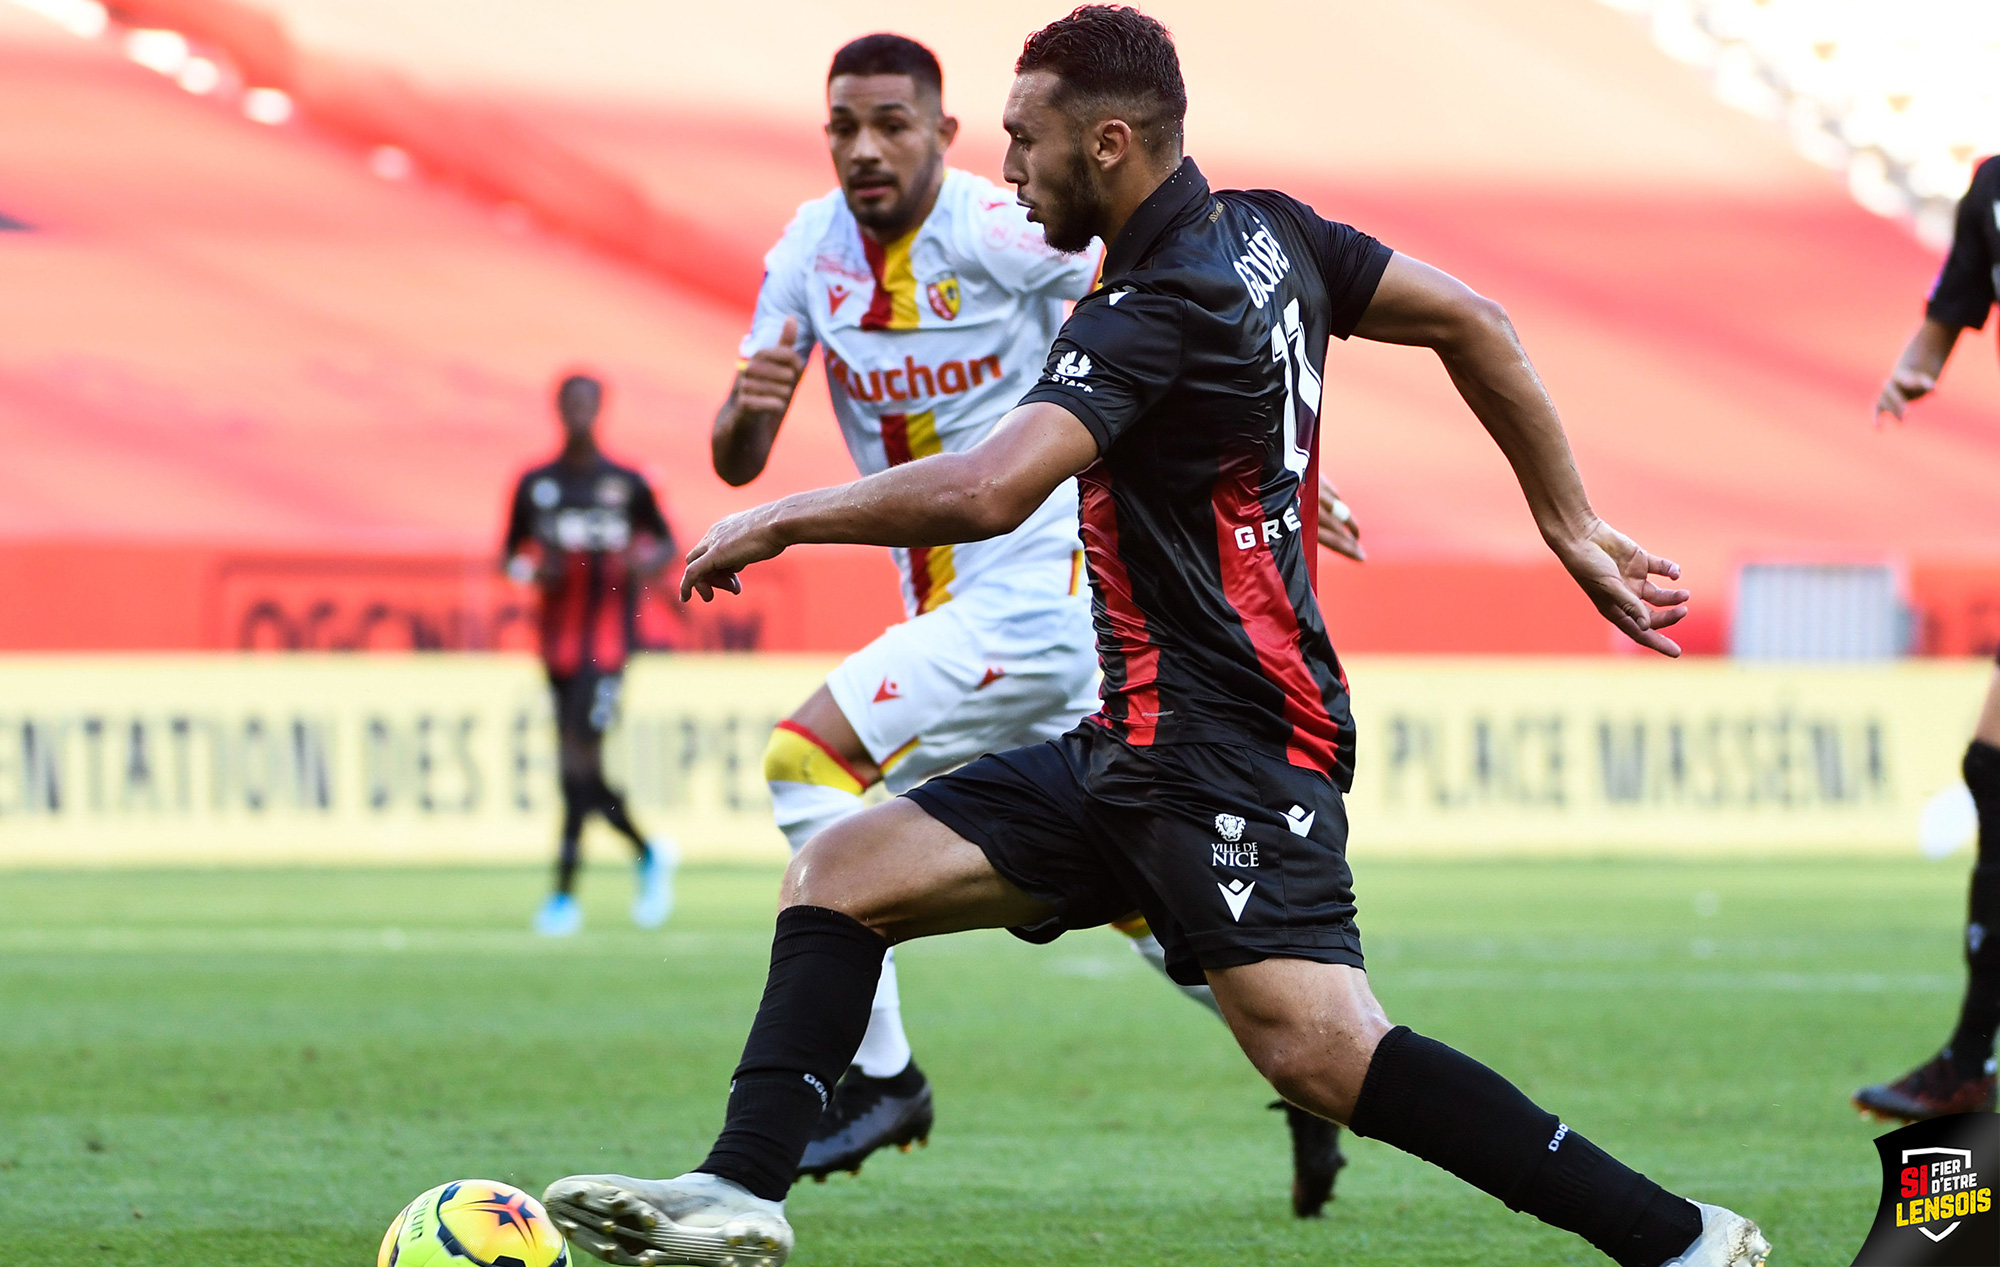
1353, 252, 1689, 656
681, 402, 1098, 601
713, 316, 807, 486
1875, 318, 1961, 425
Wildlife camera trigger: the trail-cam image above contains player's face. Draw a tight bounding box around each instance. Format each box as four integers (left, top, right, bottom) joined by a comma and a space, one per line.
557, 382, 600, 437
1002, 70, 1108, 255
825, 74, 954, 238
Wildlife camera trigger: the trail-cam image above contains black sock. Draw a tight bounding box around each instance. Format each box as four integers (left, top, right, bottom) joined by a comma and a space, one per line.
1349, 1027, 1700, 1267
698, 906, 886, 1200
1948, 741, 2000, 1077
555, 776, 589, 895
589, 777, 651, 857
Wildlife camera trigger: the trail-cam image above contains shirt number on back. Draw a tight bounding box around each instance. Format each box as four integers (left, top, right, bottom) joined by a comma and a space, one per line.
1270, 298, 1321, 476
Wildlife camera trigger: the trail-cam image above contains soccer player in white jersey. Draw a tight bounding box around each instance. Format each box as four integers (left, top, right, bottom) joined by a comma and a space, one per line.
710, 33, 1355, 1212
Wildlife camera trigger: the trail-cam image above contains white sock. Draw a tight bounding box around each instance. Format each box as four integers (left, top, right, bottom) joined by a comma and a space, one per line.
768, 779, 864, 854
851, 948, 913, 1077
1125, 930, 1224, 1021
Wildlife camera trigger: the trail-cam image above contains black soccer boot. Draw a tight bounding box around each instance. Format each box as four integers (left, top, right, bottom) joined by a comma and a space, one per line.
1272, 1100, 1347, 1217
796, 1062, 934, 1181
1854, 1050, 1998, 1122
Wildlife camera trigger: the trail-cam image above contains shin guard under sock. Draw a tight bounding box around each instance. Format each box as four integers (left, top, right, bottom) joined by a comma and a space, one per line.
1349, 1027, 1700, 1267
1948, 741, 2000, 1077
698, 905, 886, 1200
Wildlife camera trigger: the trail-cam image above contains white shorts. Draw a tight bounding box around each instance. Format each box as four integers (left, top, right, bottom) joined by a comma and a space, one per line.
825, 583, 1100, 796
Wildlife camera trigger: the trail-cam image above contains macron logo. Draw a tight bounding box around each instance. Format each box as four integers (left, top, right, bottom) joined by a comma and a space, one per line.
1219, 877, 1255, 922
1283, 804, 1315, 837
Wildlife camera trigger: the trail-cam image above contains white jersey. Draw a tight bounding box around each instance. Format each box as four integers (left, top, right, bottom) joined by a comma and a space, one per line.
742, 168, 1099, 618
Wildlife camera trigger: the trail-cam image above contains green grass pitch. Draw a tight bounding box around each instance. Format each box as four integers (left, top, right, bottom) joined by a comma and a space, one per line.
0, 856, 1970, 1265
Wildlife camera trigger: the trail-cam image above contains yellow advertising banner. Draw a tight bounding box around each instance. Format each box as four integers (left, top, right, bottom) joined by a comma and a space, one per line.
0, 654, 1987, 866
1341, 657, 1988, 854
0, 654, 834, 867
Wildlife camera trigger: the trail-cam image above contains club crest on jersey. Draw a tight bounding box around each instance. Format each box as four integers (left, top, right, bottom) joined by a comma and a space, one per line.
1214, 813, 1245, 842
595, 475, 629, 507
926, 276, 961, 321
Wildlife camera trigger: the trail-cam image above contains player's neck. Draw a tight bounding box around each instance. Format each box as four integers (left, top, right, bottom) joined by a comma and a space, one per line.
560, 437, 599, 468
1097, 158, 1181, 248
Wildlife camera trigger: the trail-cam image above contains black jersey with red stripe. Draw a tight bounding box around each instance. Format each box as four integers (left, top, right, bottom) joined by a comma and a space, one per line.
504, 456, 671, 676
1017, 159, 1390, 788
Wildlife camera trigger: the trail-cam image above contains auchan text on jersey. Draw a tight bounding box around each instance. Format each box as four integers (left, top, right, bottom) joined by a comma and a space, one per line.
827, 350, 1004, 405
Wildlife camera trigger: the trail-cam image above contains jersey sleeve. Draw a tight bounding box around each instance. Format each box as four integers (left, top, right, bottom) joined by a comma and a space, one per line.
629, 476, 673, 552
1305, 211, 1392, 338
1927, 158, 1999, 330
1017, 290, 1184, 454
503, 475, 534, 554
738, 204, 821, 361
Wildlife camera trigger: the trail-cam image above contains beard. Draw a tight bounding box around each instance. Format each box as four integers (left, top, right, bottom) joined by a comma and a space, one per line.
846, 153, 942, 240
1037, 146, 1110, 254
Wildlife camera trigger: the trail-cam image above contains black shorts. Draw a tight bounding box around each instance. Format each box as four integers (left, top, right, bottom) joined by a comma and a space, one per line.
548, 669, 622, 736
905, 723, 1362, 986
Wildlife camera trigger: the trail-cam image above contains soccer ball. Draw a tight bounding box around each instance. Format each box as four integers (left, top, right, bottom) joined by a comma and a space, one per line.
379, 1180, 570, 1267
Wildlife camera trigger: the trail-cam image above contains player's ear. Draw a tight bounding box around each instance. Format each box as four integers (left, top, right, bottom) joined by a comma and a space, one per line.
937, 113, 959, 149
1094, 118, 1133, 171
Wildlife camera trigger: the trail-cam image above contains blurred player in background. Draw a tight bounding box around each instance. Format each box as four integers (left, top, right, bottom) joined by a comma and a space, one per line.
715, 32, 1359, 1210
504, 373, 679, 937
1859, 154, 2000, 1121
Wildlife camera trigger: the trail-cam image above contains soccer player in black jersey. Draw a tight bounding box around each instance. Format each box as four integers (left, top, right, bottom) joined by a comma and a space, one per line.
504, 374, 679, 937
544, 9, 1767, 1265
1856, 155, 2000, 1121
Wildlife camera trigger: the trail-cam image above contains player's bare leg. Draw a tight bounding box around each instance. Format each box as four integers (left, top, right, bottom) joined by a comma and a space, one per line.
1856, 665, 2000, 1120
545, 800, 1048, 1266
1110, 912, 1346, 1214
1208, 959, 1767, 1267
761, 687, 934, 1179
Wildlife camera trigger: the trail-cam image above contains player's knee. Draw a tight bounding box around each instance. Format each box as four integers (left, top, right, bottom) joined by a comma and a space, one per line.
780, 814, 881, 922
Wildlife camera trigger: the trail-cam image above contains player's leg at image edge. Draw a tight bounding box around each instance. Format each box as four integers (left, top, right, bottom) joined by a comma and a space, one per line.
545, 817, 1767, 1267
1855, 729, 2000, 1120
1113, 913, 1345, 1215
765, 719, 933, 1180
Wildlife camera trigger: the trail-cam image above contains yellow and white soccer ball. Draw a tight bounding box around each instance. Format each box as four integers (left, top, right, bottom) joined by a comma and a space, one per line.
379, 1180, 570, 1267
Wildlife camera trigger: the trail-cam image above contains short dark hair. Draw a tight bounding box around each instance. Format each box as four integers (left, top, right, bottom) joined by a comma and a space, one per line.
1016, 6, 1185, 153
828, 33, 943, 103
557, 373, 600, 398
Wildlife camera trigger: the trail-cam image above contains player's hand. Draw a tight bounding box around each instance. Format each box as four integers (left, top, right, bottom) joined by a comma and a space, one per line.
680, 504, 786, 601
1550, 520, 1689, 657
1875, 365, 1938, 426
737, 316, 805, 416
1316, 475, 1365, 562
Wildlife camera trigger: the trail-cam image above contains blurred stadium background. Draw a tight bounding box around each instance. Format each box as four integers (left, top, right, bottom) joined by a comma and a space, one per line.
4, 0, 1999, 862
7, 4, 2000, 1265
